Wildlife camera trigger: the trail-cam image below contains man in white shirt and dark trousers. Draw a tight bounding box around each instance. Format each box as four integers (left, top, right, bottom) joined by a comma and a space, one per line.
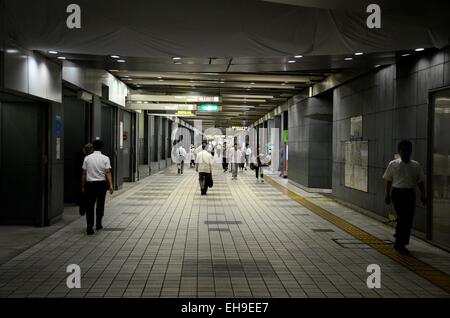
176, 144, 187, 175
196, 141, 213, 195
383, 140, 427, 254
82, 140, 114, 235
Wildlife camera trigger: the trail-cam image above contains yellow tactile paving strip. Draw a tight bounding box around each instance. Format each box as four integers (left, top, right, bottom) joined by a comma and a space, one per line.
264, 176, 450, 295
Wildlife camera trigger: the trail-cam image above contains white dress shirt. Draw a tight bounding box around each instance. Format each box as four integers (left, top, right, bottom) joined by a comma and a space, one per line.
382, 158, 425, 189
229, 149, 243, 163
196, 150, 213, 173
82, 151, 112, 182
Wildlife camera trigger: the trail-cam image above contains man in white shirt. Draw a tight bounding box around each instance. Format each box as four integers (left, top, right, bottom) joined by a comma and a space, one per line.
230, 143, 242, 180
81, 140, 114, 235
196, 141, 213, 195
245, 144, 252, 170
383, 140, 427, 254
176, 144, 187, 175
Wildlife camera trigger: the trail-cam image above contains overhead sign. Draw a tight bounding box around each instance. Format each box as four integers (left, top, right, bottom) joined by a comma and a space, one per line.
175, 111, 195, 116
128, 94, 221, 103
128, 103, 197, 111
198, 104, 222, 112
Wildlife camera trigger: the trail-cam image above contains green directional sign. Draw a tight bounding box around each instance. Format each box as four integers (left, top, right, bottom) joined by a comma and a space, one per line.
198, 104, 221, 112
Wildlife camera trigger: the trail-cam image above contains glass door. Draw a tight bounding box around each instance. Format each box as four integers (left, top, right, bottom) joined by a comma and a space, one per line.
431, 89, 450, 249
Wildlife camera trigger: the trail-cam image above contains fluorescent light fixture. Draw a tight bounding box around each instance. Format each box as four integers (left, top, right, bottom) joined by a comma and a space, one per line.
111, 55, 120, 59
174, 62, 182, 65
281, 83, 286, 86
354, 52, 364, 56
344, 57, 353, 61
6, 49, 19, 54
172, 57, 181, 60
159, 79, 164, 82
375, 64, 381, 68
220, 81, 225, 84
287, 60, 296, 63
48, 50, 58, 54
401, 53, 410, 57
294, 55, 303, 58
250, 82, 255, 85
117, 59, 126, 63
57, 56, 66, 60
415, 48, 425, 52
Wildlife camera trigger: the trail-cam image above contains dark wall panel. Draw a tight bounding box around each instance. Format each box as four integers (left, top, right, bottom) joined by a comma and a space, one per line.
332, 47, 450, 234
0, 102, 45, 225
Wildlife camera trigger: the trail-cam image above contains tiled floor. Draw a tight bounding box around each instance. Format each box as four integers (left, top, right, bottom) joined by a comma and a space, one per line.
0, 164, 449, 298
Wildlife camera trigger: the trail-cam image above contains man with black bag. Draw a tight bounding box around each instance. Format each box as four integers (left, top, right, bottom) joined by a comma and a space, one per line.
81, 140, 114, 235
196, 141, 213, 196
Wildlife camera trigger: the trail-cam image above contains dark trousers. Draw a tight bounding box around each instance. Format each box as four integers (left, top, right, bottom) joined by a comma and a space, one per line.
222, 158, 228, 171
199, 172, 211, 194
85, 181, 108, 228
255, 166, 263, 179
391, 188, 416, 246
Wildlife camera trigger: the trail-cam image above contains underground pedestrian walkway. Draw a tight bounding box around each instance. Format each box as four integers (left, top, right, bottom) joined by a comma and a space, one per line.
0, 165, 449, 298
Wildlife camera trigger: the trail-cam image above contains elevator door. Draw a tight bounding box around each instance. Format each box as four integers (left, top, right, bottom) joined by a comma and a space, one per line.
0, 102, 45, 225
63, 96, 89, 203
431, 89, 450, 249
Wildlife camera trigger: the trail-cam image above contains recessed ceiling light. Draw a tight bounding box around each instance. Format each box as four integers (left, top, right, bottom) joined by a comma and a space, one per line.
57, 56, 66, 60
355, 52, 364, 56
294, 55, 303, 58
344, 57, 353, 61
287, 60, 296, 63
48, 50, 58, 55
117, 59, 126, 63
401, 53, 410, 57
173, 57, 181, 60
159, 79, 164, 82
111, 55, 120, 59
415, 48, 425, 52
281, 83, 286, 86
250, 82, 255, 85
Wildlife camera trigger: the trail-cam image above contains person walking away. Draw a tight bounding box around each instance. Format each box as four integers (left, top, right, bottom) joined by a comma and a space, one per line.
245, 144, 252, 171
230, 143, 242, 180
222, 142, 229, 172
254, 148, 265, 183
81, 140, 114, 235
239, 145, 245, 173
176, 144, 187, 174
383, 140, 427, 254
196, 142, 213, 195
189, 144, 197, 168
79, 143, 94, 216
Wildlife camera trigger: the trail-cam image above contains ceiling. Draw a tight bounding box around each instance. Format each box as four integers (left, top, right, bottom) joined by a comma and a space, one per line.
45, 49, 423, 128
12, 0, 444, 129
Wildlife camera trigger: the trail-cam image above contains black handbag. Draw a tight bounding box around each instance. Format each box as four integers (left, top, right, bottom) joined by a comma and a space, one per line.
207, 174, 214, 188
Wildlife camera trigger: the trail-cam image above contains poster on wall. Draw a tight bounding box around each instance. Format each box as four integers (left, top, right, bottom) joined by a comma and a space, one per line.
344, 140, 368, 192
350, 116, 363, 141
119, 121, 124, 149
